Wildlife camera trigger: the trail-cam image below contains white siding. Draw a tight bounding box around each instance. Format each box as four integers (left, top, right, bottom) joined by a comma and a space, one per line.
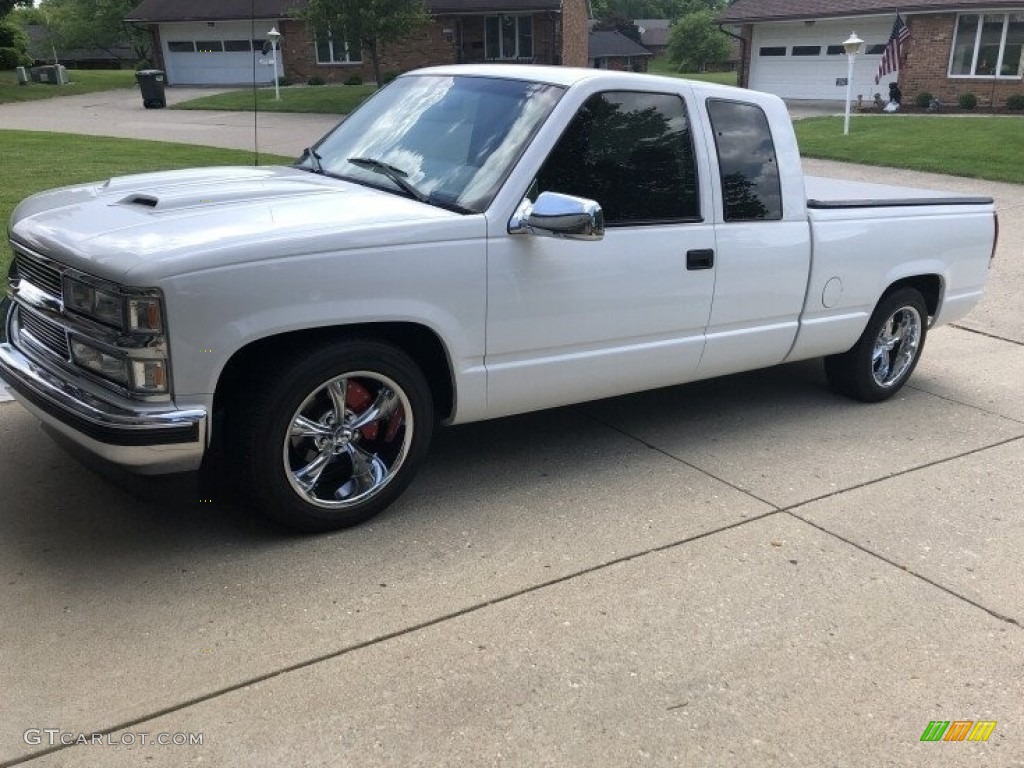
749, 18, 897, 100
161, 20, 283, 86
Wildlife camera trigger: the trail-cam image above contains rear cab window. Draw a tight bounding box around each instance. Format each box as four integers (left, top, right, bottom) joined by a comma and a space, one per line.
706, 99, 783, 222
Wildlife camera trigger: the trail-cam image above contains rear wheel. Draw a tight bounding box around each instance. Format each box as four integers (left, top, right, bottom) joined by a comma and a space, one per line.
824, 288, 928, 402
236, 340, 433, 532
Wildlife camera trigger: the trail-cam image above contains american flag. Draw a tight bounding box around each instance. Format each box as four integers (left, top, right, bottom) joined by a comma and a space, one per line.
875, 14, 911, 84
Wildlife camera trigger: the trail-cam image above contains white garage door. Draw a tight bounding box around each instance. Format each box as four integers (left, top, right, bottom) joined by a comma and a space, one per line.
749, 18, 898, 100
161, 20, 282, 86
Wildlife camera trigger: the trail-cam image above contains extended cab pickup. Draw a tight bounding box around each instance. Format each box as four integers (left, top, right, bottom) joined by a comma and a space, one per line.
1, 65, 996, 531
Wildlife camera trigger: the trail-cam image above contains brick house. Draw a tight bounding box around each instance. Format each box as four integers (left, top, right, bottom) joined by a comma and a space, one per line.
718, 0, 1024, 105
587, 30, 653, 71
126, 0, 589, 86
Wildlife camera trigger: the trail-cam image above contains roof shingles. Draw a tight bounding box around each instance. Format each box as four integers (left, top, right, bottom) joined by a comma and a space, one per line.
719, 0, 1024, 24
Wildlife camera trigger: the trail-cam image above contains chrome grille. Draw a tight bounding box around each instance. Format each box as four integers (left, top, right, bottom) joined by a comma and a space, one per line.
14, 250, 63, 299
18, 308, 71, 361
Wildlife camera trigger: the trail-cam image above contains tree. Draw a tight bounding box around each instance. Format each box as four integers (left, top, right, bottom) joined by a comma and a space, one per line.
592, 0, 723, 22
0, 0, 32, 19
301, 0, 429, 86
665, 8, 730, 72
39, 0, 149, 63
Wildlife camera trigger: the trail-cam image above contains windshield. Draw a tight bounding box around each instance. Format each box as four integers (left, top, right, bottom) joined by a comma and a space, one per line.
302, 75, 565, 213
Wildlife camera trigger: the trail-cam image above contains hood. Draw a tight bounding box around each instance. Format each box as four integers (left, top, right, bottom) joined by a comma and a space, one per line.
10, 165, 471, 284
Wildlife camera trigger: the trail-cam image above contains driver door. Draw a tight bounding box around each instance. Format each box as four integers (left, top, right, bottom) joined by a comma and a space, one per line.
484, 89, 717, 419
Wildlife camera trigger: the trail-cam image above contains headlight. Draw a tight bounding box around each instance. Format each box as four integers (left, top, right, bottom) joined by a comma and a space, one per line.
70, 338, 169, 394
63, 276, 164, 334
65, 280, 124, 327
71, 339, 130, 386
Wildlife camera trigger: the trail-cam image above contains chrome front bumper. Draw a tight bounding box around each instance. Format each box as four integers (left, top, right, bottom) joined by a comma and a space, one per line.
0, 340, 207, 474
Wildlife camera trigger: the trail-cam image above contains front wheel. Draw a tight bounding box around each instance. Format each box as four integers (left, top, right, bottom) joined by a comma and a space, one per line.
236, 340, 434, 532
824, 288, 928, 402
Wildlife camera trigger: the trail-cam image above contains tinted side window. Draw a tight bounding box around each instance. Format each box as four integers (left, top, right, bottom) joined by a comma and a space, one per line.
535, 91, 700, 225
706, 99, 783, 222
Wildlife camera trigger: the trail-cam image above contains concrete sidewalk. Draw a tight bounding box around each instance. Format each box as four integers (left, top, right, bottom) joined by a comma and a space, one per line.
1, 91, 1022, 767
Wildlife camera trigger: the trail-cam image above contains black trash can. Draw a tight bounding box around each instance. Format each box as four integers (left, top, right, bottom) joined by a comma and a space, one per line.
135, 69, 166, 109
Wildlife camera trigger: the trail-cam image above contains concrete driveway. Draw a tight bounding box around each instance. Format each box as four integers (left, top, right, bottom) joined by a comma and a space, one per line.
1, 93, 1022, 767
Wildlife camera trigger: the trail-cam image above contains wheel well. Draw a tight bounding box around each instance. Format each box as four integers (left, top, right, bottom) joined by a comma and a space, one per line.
884, 275, 942, 318
213, 323, 455, 425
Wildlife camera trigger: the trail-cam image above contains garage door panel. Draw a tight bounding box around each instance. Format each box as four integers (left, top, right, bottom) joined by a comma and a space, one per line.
749, 18, 896, 100
162, 20, 281, 86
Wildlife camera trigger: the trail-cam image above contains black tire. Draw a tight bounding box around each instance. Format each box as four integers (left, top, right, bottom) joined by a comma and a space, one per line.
824, 287, 928, 402
235, 339, 434, 532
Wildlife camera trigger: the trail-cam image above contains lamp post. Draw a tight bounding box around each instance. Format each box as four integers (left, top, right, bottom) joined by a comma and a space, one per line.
842, 32, 864, 135
267, 26, 282, 101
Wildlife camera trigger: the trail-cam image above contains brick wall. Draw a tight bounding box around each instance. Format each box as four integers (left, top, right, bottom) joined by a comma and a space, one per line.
561, 0, 589, 68
902, 13, 1024, 106
280, 18, 455, 84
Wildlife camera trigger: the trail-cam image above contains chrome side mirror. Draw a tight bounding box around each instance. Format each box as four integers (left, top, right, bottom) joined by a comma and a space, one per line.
509, 192, 605, 241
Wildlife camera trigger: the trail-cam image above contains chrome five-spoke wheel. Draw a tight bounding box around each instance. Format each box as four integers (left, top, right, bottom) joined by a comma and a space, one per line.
870, 305, 922, 388
238, 340, 434, 532
284, 372, 413, 508
824, 287, 928, 402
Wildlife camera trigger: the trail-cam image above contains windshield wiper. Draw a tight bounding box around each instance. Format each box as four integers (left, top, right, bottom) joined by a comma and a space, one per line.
347, 157, 430, 204
297, 146, 324, 174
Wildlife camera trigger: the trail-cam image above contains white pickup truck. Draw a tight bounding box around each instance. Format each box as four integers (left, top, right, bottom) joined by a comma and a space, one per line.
1, 65, 997, 531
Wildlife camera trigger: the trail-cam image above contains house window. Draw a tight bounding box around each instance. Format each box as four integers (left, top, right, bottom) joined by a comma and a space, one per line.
792, 45, 821, 56
485, 15, 533, 60
167, 41, 195, 53
950, 13, 1024, 77
316, 28, 361, 64
224, 40, 252, 52
826, 45, 844, 55
759, 46, 786, 56
196, 40, 223, 53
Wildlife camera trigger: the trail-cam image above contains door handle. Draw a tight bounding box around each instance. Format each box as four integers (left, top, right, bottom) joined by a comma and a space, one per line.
686, 249, 714, 270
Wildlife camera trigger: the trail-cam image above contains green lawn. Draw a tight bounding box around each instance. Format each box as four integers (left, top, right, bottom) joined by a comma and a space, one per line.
793, 115, 1024, 184
172, 83, 377, 114
647, 56, 738, 86
0, 130, 291, 275
0, 68, 137, 104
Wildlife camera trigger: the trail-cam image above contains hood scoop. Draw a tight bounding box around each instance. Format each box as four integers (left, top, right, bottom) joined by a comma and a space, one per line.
110, 179, 338, 213
119, 194, 159, 208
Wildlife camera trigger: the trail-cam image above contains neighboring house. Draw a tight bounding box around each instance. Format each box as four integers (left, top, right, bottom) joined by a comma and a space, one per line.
633, 18, 669, 55
719, 0, 1024, 104
588, 29, 653, 70
26, 24, 135, 69
125, 0, 590, 87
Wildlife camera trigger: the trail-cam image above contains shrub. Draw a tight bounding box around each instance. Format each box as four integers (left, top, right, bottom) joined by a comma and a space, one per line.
0, 46, 25, 70
380, 70, 400, 85
134, 60, 153, 71
0, 20, 29, 52
343, 74, 362, 86
914, 91, 932, 108
958, 92, 978, 110
277, 75, 292, 86
1006, 94, 1024, 111
307, 76, 326, 86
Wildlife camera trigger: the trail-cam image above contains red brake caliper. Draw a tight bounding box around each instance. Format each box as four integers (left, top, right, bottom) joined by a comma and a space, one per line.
345, 380, 377, 440
345, 381, 404, 442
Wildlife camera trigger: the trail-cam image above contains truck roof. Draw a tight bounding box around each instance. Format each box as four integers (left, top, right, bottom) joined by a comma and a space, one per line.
407, 64, 746, 98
